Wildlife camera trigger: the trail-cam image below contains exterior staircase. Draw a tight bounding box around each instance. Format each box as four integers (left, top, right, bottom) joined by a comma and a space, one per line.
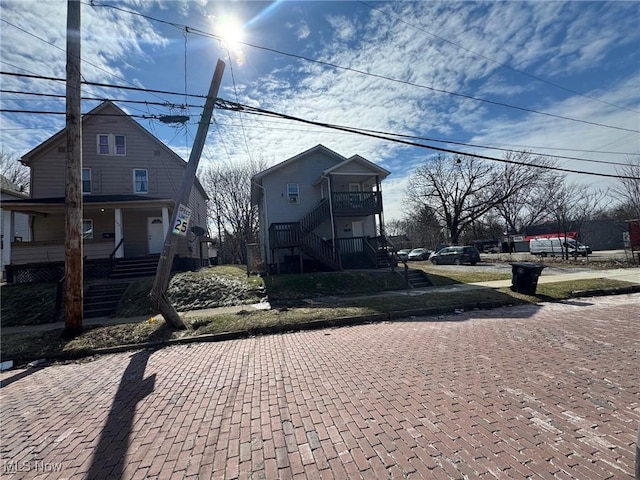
83, 281, 130, 318
375, 249, 395, 268
298, 199, 339, 270
110, 254, 159, 279
406, 269, 433, 288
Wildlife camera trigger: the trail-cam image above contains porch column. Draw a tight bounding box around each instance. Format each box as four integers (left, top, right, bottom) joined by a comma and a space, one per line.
376, 175, 385, 237
114, 208, 124, 258
328, 175, 342, 270
162, 207, 170, 238
1, 210, 13, 269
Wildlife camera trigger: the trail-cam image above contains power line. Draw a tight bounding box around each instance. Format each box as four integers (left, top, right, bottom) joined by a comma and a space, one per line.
3, 92, 636, 167
0, 17, 173, 106
0, 89, 200, 109
215, 99, 640, 180
0, 71, 207, 99
87, 2, 640, 135
358, 1, 639, 115
213, 116, 637, 156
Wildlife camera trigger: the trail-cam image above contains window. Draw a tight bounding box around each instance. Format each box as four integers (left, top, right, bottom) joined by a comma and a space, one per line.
82, 219, 93, 239
115, 135, 126, 155
82, 168, 91, 194
97, 134, 126, 155
134, 169, 148, 194
287, 183, 299, 204
98, 135, 110, 154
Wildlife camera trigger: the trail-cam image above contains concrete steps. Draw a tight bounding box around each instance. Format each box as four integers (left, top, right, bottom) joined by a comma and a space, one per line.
110, 255, 159, 279
406, 269, 433, 288
83, 281, 130, 318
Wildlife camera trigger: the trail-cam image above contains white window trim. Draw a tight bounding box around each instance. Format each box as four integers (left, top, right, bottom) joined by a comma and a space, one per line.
82, 167, 91, 194
97, 134, 126, 156
287, 183, 300, 204
133, 168, 149, 194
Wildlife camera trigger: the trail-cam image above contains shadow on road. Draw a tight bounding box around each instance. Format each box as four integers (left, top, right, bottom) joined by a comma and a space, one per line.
86, 349, 156, 480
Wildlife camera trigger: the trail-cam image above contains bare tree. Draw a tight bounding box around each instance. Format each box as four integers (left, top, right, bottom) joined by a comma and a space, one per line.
550, 182, 609, 259
388, 206, 443, 248
0, 150, 29, 193
408, 153, 542, 244
200, 159, 267, 264
613, 156, 640, 220
491, 152, 565, 234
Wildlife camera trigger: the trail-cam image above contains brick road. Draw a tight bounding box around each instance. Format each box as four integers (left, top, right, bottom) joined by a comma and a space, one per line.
1, 293, 638, 479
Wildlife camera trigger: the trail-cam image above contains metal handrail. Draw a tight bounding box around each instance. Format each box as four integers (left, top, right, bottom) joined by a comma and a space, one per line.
109, 238, 125, 272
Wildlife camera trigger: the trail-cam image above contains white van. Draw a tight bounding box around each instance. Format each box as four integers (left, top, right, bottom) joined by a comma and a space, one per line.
529, 237, 591, 257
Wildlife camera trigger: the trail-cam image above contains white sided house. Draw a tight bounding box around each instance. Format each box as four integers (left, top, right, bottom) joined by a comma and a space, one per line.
1, 101, 211, 283
1, 176, 30, 280
251, 144, 393, 273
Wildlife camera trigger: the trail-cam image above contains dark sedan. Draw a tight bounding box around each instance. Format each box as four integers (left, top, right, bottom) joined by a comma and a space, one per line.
430, 246, 480, 265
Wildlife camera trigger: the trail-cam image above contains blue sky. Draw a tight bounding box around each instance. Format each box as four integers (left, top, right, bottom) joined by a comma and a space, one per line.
1, 0, 639, 221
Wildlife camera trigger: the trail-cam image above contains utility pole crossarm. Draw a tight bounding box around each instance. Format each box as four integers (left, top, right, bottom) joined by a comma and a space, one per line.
149, 60, 226, 329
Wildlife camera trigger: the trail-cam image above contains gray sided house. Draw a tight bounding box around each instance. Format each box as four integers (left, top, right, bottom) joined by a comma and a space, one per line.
251, 144, 392, 273
1, 101, 209, 283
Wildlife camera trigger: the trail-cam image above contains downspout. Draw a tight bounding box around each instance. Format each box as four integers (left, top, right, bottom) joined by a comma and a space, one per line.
253, 181, 270, 266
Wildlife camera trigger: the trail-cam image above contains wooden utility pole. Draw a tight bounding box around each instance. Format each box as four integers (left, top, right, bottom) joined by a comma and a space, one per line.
150, 60, 226, 329
63, 0, 83, 339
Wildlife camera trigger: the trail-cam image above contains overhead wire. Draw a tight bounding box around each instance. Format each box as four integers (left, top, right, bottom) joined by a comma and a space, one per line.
2, 87, 636, 168
224, 46, 254, 165
214, 98, 640, 180
86, 1, 640, 135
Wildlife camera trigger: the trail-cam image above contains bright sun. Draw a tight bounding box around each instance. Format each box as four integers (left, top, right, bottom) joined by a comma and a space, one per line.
216, 15, 244, 53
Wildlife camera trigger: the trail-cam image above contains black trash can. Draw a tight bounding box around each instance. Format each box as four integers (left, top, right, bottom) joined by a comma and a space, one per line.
510, 262, 545, 295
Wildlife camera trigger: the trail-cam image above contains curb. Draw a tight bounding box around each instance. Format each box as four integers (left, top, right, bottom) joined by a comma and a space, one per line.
4, 288, 638, 367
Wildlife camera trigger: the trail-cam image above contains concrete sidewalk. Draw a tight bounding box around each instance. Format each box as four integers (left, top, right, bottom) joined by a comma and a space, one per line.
468, 267, 640, 288
2, 267, 638, 336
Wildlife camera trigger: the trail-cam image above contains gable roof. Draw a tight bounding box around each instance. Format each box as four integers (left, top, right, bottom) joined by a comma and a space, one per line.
319, 154, 390, 179
250, 144, 390, 204
252, 144, 347, 183
20, 100, 208, 200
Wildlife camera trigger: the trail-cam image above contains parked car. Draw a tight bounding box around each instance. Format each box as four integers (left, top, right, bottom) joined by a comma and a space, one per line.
396, 249, 412, 261
430, 246, 480, 265
408, 248, 432, 261
529, 237, 591, 257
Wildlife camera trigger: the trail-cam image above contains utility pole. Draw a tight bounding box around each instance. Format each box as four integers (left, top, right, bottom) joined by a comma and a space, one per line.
63, 0, 83, 339
150, 60, 225, 329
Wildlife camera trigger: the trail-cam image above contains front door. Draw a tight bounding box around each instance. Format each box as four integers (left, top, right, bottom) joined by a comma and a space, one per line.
352, 220, 364, 238
147, 217, 164, 254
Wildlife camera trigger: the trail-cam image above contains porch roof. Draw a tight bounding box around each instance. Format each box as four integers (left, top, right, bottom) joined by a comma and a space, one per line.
313, 155, 390, 185
0, 194, 173, 214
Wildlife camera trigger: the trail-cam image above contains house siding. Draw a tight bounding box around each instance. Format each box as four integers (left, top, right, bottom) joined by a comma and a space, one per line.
19, 102, 208, 261
261, 153, 337, 225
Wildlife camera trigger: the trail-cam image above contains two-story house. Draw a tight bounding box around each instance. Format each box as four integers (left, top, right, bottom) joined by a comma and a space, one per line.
1, 101, 210, 283
251, 144, 392, 273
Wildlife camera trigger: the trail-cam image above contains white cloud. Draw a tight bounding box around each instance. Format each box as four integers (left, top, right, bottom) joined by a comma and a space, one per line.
2, 0, 638, 223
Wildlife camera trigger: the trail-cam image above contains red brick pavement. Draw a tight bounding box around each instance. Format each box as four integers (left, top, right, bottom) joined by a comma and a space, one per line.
1, 293, 639, 479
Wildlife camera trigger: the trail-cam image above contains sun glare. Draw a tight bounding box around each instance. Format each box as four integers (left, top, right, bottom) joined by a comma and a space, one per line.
216, 15, 244, 53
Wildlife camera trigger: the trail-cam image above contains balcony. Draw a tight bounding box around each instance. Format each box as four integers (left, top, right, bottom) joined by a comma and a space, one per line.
331, 191, 382, 217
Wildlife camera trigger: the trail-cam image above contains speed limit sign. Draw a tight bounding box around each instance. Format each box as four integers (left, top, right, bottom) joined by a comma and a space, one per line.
172, 204, 192, 236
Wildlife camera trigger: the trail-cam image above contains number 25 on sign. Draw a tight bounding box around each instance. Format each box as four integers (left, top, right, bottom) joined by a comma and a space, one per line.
172, 204, 192, 236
